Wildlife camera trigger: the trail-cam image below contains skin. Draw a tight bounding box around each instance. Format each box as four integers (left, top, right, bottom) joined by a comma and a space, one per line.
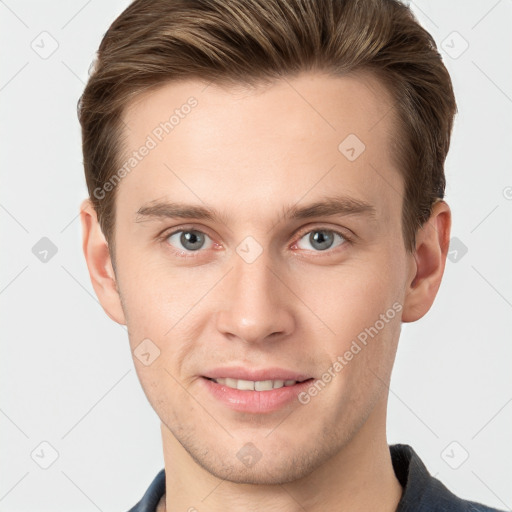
80, 70, 451, 512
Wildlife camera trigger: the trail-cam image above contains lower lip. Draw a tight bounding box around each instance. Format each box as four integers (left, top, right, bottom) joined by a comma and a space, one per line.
200, 377, 314, 413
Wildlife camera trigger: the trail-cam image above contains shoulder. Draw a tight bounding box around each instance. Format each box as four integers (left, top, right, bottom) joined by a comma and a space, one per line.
390, 444, 505, 512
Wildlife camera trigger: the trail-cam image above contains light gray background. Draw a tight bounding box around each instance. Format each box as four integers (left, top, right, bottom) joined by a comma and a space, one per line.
1, 1, 511, 511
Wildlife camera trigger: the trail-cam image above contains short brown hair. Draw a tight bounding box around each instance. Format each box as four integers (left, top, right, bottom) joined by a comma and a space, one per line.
78, 0, 457, 262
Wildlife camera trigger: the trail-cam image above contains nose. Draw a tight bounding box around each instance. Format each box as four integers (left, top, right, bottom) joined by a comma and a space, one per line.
215, 247, 295, 345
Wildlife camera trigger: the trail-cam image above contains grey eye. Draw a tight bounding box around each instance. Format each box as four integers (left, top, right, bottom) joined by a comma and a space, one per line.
297, 229, 345, 251
167, 230, 212, 251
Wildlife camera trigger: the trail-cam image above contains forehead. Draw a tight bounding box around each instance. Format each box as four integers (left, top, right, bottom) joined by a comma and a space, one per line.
117, 70, 402, 228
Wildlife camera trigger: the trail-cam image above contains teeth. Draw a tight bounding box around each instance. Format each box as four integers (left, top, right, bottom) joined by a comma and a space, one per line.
212, 378, 298, 390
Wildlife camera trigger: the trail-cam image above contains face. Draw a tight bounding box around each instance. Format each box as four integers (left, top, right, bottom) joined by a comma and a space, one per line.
100, 71, 417, 483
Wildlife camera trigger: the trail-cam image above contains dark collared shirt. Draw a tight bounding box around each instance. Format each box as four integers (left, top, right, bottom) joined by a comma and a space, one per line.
127, 444, 505, 511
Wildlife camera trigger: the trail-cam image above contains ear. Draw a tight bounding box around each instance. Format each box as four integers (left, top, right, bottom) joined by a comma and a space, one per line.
402, 200, 451, 323
79, 198, 127, 325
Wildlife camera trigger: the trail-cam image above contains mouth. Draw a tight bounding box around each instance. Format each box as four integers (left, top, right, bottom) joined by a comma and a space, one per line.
200, 374, 316, 413
203, 376, 313, 391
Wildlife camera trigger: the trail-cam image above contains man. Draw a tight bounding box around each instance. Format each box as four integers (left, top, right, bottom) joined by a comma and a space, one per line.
78, 0, 504, 510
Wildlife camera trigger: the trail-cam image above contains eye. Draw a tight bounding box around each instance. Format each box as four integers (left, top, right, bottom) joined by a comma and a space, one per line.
159, 225, 351, 259
165, 229, 214, 253
294, 228, 348, 252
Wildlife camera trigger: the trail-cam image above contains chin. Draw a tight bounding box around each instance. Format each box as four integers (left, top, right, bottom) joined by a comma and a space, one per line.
188, 441, 330, 485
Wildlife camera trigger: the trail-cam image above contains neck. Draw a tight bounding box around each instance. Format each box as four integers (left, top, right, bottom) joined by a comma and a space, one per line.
159, 399, 403, 512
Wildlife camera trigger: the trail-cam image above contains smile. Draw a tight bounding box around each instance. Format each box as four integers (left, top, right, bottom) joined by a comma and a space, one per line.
205, 377, 308, 391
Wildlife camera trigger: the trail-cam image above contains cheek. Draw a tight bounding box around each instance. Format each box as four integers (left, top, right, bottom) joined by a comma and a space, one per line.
116, 251, 202, 336
292, 252, 404, 393
293, 253, 403, 330
116, 254, 217, 390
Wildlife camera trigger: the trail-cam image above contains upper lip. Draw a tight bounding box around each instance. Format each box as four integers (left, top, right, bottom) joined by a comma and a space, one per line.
203, 366, 313, 382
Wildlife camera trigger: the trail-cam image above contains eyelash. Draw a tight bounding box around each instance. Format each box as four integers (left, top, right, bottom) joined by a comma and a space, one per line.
157, 224, 354, 259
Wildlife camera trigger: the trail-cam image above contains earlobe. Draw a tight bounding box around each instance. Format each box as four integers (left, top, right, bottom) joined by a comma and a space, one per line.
401, 200, 451, 323
79, 198, 127, 325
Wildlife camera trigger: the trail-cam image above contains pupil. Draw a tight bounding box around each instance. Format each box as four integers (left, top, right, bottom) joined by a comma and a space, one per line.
181, 231, 204, 250
311, 230, 333, 250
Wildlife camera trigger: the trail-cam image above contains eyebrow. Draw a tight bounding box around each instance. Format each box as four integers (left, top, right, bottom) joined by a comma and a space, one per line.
135, 195, 377, 225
